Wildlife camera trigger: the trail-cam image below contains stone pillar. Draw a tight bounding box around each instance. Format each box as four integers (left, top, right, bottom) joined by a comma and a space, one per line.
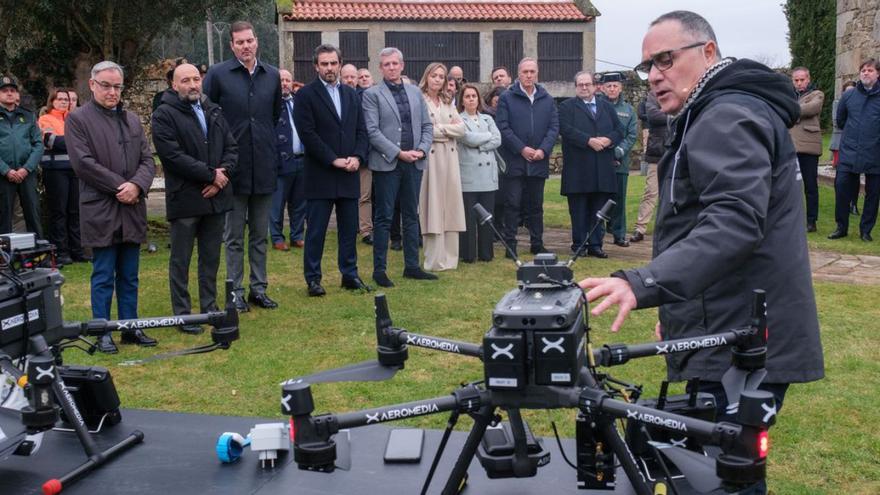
480, 30, 493, 83
836, 0, 880, 97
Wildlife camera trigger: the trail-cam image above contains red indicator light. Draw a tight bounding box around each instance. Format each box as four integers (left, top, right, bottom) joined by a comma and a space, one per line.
758, 430, 769, 458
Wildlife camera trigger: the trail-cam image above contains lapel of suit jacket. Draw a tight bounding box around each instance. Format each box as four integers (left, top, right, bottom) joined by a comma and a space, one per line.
378, 83, 401, 124
315, 79, 342, 123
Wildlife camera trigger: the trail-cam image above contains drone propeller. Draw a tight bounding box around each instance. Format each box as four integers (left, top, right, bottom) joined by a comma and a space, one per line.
649, 441, 722, 494
288, 359, 402, 385
720, 367, 767, 417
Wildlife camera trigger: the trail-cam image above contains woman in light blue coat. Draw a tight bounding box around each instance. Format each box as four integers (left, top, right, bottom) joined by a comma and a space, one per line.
456, 84, 502, 262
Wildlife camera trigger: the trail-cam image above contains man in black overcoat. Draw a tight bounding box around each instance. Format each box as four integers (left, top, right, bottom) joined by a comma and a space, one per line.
293, 44, 370, 296
559, 71, 623, 258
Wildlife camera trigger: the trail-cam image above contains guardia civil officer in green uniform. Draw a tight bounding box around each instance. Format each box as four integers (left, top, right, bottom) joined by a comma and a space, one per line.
0, 75, 43, 236
600, 72, 638, 247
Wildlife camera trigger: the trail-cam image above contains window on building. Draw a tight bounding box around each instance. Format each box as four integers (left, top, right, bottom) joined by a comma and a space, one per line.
537, 32, 583, 82
340, 31, 369, 69
292, 31, 322, 83
493, 30, 523, 77
385, 32, 479, 83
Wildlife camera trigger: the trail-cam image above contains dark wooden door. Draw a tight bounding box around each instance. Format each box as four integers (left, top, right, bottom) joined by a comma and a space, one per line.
493, 30, 523, 75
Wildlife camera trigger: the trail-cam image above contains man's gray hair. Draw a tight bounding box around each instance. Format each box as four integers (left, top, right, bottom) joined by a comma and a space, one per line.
91, 61, 124, 79
379, 47, 404, 63
518, 57, 538, 70
573, 71, 593, 83
651, 10, 722, 58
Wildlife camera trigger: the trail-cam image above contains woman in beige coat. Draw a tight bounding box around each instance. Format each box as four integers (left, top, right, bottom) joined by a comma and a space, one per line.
419, 63, 466, 271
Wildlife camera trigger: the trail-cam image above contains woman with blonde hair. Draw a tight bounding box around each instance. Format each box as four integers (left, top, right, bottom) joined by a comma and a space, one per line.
418, 62, 466, 271
456, 83, 501, 263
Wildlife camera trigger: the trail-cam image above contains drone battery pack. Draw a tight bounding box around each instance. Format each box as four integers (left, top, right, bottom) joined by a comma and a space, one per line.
383, 428, 424, 463
483, 328, 526, 390
0, 269, 64, 356
475, 421, 548, 479
57, 365, 122, 430
532, 315, 586, 386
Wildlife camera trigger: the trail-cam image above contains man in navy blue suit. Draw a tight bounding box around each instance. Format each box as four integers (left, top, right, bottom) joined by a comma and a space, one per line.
559, 71, 623, 258
293, 44, 370, 296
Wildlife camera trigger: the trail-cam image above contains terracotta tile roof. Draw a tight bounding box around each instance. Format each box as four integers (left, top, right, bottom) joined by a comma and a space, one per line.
281, 0, 592, 22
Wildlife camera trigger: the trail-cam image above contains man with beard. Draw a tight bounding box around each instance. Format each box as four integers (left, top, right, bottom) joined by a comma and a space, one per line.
293, 44, 370, 296
152, 64, 237, 334
204, 20, 282, 312
579, 11, 824, 462
789, 67, 824, 233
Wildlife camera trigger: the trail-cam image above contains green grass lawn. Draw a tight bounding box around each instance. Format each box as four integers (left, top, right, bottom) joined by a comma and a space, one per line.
51, 176, 879, 494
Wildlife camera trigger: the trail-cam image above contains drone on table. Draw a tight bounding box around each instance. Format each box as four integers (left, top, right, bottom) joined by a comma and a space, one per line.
227, 203, 776, 495
0, 232, 240, 494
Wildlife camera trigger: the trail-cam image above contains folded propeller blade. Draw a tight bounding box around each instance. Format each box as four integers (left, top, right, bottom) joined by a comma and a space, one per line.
649, 441, 722, 494
292, 360, 402, 385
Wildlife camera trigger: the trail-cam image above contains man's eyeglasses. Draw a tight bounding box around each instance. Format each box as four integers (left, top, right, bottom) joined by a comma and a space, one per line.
634, 42, 707, 76
576, 82, 594, 88
93, 80, 124, 92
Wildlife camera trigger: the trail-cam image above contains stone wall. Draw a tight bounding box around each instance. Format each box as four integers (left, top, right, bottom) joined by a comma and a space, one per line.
836, 0, 880, 96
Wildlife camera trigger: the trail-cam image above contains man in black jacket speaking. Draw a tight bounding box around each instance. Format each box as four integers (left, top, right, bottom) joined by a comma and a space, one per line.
580, 11, 824, 427
152, 63, 237, 334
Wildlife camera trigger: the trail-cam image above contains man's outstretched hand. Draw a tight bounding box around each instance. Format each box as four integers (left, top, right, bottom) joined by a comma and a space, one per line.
578, 276, 637, 332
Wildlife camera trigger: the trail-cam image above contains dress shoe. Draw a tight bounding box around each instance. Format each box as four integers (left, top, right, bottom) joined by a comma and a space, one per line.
362, 234, 374, 245
373, 272, 395, 288
233, 296, 250, 313
530, 245, 550, 255
861, 232, 873, 242
121, 329, 158, 347
806, 222, 817, 233
248, 292, 279, 309
307, 280, 326, 297
72, 254, 92, 263
613, 238, 630, 248
292, 240, 305, 248
403, 268, 438, 280
827, 229, 848, 240
179, 324, 204, 335
272, 241, 290, 251
390, 240, 403, 251
96, 334, 118, 354
630, 231, 645, 243
587, 247, 609, 259
341, 276, 372, 291
57, 254, 74, 266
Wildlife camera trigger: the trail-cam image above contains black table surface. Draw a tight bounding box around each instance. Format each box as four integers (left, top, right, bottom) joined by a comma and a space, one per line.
0, 408, 660, 495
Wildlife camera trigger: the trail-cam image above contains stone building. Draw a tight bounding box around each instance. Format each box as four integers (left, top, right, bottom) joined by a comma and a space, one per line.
276, 0, 598, 97
836, 0, 880, 96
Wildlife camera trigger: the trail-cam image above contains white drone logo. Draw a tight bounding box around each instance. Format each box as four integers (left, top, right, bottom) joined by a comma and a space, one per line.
35, 365, 54, 381
541, 337, 565, 354
491, 343, 514, 360
365, 413, 380, 424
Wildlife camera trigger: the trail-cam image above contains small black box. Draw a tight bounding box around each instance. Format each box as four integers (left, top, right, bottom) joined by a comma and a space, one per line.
483, 328, 526, 390
57, 365, 122, 430
532, 316, 586, 386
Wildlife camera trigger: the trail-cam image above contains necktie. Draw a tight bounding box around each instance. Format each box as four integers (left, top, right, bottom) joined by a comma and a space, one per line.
589, 102, 597, 117
192, 103, 208, 137
328, 84, 341, 118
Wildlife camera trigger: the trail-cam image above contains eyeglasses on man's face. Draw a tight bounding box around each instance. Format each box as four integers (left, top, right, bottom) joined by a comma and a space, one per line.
634, 42, 707, 76
92, 80, 124, 92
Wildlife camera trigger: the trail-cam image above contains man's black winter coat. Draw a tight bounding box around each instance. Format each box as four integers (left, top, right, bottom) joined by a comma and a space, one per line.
152, 91, 238, 221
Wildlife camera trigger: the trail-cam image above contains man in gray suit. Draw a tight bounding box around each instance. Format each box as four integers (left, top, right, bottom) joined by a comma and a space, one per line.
362, 47, 435, 287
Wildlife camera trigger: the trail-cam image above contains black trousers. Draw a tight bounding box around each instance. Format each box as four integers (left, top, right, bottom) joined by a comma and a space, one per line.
567, 192, 613, 252
304, 197, 359, 283
43, 169, 83, 257
169, 213, 225, 315
502, 176, 545, 250
835, 171, 880, 235
461, 190, 495, 262
797, 153, 819, 224
0, 172, 42, 237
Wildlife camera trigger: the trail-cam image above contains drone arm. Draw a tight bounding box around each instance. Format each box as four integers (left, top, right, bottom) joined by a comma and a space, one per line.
387, 328, 483, 359
593, 330, 743, 367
